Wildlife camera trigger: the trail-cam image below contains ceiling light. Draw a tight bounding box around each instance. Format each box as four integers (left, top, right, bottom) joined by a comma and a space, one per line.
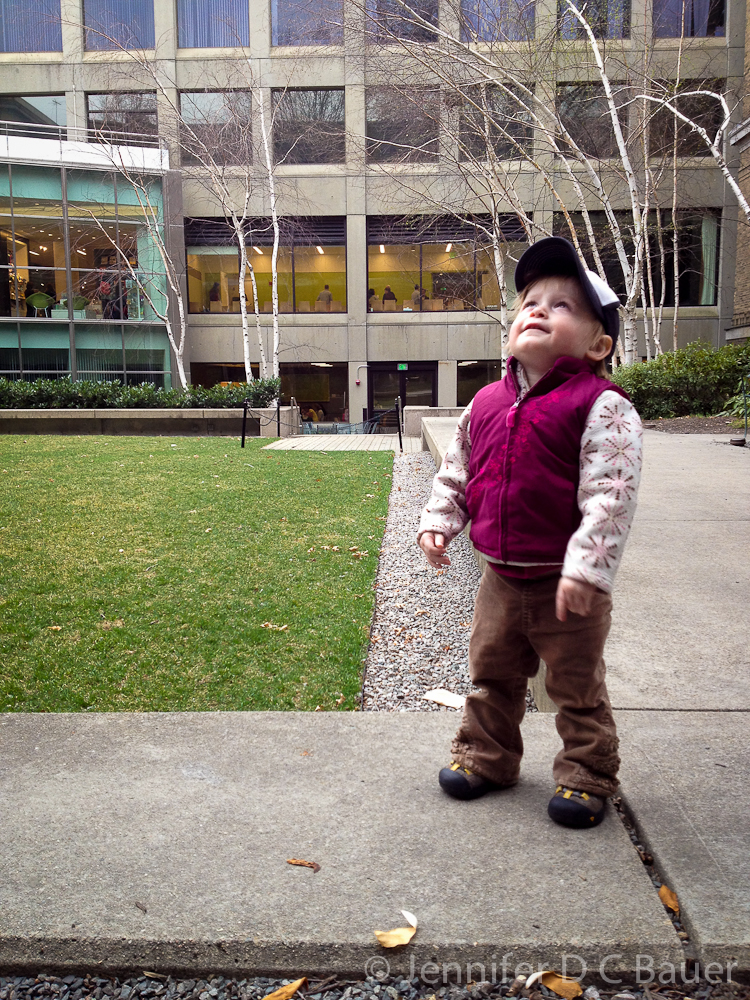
29, 250, 39, 256
379, 245, 385, 253
39, 245, 48, 251
316, 245, 324, 255
253, 246, 264, 255
78, 249, 87, 255
311, 361, 333, 367
458, 360, 477, 366
445, 243, 452, 252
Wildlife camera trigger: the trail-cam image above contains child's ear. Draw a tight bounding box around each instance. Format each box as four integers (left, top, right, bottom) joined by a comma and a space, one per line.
585, 333, 612, 362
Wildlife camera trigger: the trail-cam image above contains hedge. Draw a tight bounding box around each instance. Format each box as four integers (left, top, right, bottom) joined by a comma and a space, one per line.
0, 377, 281, 410
610, 342, 750, 420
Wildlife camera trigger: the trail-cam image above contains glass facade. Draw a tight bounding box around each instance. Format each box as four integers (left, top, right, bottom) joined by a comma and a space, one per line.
459, 85, 533, 161
0, 95, 66, 140
366, 0, 438, 41
557, 83, 630, 159
649, 81, 725, 158
365, 87, 440, 163
559, 0, 630, 37
84, 0, 155, 49
178, 0, 250, 47
457, 360, 503, 406
367, 241, 519, 311
0, 0, 62, 52
187, 239, 347, 314
0, 163, 171, 386
272, 0, 343, 44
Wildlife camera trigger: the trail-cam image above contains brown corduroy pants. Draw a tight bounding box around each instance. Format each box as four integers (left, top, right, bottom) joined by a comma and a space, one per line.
451, 567, 620, 798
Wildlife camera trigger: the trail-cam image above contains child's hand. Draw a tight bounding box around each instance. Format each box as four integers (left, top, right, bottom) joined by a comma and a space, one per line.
419, 531, 451, 569
555, 576, 602, 621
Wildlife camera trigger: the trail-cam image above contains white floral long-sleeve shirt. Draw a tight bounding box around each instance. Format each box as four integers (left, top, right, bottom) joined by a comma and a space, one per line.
417, 381, 643, 594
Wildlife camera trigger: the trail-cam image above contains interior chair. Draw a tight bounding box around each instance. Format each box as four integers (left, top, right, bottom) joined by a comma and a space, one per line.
25, 292, 56, 316
298, 301, 310, 312
331, 300, 342, 312
314, 300, 328, 312
384, 299, 397, 312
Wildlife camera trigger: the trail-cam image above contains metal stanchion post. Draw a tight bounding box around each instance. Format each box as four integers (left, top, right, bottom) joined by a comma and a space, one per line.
277, 398, 281, 437
396, 396, 403, 453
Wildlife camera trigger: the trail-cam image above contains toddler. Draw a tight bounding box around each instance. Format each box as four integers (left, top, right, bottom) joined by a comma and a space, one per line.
418, 237, 643, 829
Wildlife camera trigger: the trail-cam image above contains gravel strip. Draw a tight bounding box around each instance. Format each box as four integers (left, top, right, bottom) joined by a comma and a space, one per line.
362, 452, 481, 713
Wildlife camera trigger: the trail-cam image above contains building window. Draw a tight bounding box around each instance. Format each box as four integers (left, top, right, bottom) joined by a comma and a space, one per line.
459, 85, 533, 160
180, 91, 252, 166
654, 0, 724, 36
460, 0, 534, 41
271, 0, 343, 44
87, 93, 158, 144
0, 0, 62, 52
185, 216, 347, 315
84, 0, 155, 49
272, 89, 345, 165
457, 360, 503, 406
555, 209, 721, 307
559, 0, 630, 37
557, 83, 629, 159
0, 95, 66, 139
367, 215, 526, 311
366, 87, 440, 163
649, 81, 725, 157
366, 0, 438, 40
280, 362, 348, 421
177, 0, 249, 46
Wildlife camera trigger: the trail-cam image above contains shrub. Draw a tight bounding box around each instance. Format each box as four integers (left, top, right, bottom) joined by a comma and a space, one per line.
0, 377, 280, 410
611, 342, 750, 419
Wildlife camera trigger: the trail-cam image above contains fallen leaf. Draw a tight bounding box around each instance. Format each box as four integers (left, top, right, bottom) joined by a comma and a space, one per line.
331, 546, 340, 551
135, 901, 147, 914
261, 622, 288, 631
142, 972, 166, 980
422, 688, 466, 709
47, 625, 62, 631
374, 925, 417, 947
658, 884, 679, 914
263, 979, 308, 1000
401, 909, 418, 928
99, 619, 124, 631
287, 857, 321, 873
540, 973, 583, 999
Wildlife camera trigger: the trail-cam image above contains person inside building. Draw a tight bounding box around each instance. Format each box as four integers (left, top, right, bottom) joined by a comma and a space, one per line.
411, 285, 422, 310
383, 285, 396, 301
317, 284, 333, 306
209, 282, 220, 303
368, 288, 380, 311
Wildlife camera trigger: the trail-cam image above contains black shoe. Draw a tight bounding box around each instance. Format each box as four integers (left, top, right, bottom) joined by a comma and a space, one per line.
548, 785, 606, 828
438, 761, 503, 800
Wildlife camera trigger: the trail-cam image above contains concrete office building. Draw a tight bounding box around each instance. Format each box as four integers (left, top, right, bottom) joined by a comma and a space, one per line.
0, 0, 743, 421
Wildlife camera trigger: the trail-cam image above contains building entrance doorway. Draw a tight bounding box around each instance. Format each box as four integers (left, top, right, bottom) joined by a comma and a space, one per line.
368, 361, 437, 428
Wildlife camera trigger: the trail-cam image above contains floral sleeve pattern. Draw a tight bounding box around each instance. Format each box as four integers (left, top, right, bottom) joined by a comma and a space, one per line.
562, 390, 643, 593
417, 401, 473, 545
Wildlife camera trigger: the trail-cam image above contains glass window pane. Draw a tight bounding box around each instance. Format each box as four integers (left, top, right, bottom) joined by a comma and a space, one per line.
366, 88, 439, 163
559, 0, 629, 37
557, 83, 629, 159
649, 80, 724, 158
187, 250, 238, 313
293, 246, 345, 312
457, 360, 503, 406
243, 247, 294, 312
19, 324, 70, 378
272, 88, 345, 164
180, 91, 252, 165
272, 0, 343, 45
366, 0, 437, 41
178, 0, 249, 46
0, 95, 66, 138
0, 326, 20, 374
653, 0, 724, 36
0, 0, 62, 52
459, 85, 533, 160
281, 362, 348, 420
84, 0, 155, 49
87, 92, 158, 143
460, 0, 534, 40
423, 243, 477, 309
368, 245, 420, 311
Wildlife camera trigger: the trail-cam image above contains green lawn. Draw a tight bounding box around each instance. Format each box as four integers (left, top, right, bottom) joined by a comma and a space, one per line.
0, 435, 393, 712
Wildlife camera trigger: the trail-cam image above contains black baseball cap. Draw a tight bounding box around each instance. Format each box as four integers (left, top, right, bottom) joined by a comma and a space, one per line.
514, 237, 621, 355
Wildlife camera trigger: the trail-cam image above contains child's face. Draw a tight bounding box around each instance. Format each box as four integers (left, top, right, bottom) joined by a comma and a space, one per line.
508, 276, 604, 374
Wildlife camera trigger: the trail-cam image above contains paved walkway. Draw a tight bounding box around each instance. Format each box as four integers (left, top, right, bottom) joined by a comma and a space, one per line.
0, 430, 748, 980
265, 434, 422, 452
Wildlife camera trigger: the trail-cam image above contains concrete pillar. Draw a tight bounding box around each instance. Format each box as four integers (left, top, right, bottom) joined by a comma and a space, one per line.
154, 0, 177, 59
438, 359, 457, 406
60, 0, 83, 62
348, 360, 368, 423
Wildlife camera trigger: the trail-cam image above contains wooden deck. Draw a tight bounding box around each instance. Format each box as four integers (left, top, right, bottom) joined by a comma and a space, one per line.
263, 434, 423, 452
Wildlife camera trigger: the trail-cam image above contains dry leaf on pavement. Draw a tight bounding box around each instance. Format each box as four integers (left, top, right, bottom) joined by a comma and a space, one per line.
263, 979, 308, 1000
658, 884, 679, 913
422, 689, 467, 710
374, 910, 418, 947
287, 858, 321, 873
525, 972, 581, 999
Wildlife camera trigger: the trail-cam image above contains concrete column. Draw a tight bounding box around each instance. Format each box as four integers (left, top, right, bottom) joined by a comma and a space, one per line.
154, 0, 177, 59
66, 90, 87, 138
60, 0, 83, 62
348, 360, 368, 423
438, 359, 457, 406
249, 0, 271, 57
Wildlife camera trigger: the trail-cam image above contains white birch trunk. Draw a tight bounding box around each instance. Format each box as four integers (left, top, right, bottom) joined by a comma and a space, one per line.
256, 86, 281, 379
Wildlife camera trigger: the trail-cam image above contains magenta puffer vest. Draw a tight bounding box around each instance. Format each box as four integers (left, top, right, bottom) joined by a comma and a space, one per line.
466, 356, 630, 564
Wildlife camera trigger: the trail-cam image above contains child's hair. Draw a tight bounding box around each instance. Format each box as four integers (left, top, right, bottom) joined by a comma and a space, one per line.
511, 277, 610, 379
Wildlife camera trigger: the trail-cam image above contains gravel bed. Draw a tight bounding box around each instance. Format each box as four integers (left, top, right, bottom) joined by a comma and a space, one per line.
362, 452, 481, 712
1, 972, 746, 1000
